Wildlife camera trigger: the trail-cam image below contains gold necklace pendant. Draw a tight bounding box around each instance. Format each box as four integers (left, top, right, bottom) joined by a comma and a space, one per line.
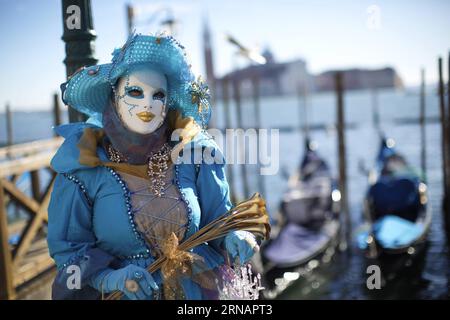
147, 143, 172, 197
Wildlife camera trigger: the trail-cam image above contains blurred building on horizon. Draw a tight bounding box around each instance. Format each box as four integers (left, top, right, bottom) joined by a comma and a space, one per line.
202, 20, 404, 99
213, 50, 404, 99
314, 67, 404, 92
215, 48, 312, 99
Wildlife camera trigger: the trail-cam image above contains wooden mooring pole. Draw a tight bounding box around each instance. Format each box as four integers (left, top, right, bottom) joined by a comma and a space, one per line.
371, 88, 380, 135
5, 103, 13, 147
222, 76, 237, 203
419, 68, 427, 183
298, 83, 309, 139
335, 72, 350, 246
438, 55, 450, 243
447, 52, 450, 239
438, 56, 450, 240
438, 58, 448, 191
126, 4, 134, 37
53, 93, 62, 135
438, 57, 450, 235
232, 77, 250, 199
251, 72, 266, 199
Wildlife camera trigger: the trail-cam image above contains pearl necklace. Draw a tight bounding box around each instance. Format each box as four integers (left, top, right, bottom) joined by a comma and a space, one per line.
107, 143, 172, 197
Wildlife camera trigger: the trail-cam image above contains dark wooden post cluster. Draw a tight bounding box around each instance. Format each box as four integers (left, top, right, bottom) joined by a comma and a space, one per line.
61, 0, 98, 123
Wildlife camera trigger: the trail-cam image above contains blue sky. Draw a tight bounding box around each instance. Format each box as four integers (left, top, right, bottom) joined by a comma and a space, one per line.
0, 0, 449, 110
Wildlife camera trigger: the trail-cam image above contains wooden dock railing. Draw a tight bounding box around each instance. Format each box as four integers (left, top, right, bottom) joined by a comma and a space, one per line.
0, 137, 62, 299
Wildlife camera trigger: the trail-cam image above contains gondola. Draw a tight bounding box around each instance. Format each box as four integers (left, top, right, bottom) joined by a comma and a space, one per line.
358, 137, 432, 261
260, 139, 341, 298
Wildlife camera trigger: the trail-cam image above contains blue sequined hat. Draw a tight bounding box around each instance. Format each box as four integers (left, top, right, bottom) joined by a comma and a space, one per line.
61, 33, 211, 127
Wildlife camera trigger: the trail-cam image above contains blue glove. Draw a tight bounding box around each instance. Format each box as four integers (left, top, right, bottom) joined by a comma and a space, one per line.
91, 264, 158, 300
224, 230, 259, 264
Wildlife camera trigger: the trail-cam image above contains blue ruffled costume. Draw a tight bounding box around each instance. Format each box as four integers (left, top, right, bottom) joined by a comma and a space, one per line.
47, 122, 232, 299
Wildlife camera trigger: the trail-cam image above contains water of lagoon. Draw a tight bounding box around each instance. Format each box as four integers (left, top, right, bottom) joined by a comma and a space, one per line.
1, 87, 448, 299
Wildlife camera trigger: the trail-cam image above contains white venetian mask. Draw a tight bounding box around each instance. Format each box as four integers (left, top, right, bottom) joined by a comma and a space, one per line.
115, 69, 168, 135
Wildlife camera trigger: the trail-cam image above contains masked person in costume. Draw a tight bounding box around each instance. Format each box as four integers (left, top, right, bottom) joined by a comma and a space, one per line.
47, 34, 260, 300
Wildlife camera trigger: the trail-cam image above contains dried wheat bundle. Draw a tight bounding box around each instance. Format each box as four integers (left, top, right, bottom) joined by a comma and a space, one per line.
106, 193, 270, 300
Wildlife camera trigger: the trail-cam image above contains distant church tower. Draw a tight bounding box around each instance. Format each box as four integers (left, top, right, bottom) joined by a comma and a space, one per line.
202, 16, 216, 103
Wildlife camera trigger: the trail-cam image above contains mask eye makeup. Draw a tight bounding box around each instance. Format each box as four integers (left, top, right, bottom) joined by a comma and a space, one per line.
153, 90, 166, 101
125, 86, 144, 98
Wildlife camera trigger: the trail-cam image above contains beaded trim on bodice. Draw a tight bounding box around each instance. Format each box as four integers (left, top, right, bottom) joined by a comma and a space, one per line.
118, 165, 189, 258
